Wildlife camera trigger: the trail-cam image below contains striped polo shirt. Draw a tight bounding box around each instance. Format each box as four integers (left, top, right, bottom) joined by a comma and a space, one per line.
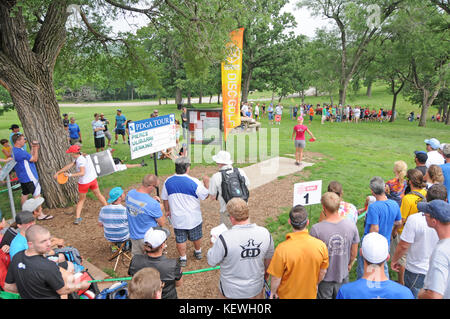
98, 204, 129, 243
161, 174, 209, 230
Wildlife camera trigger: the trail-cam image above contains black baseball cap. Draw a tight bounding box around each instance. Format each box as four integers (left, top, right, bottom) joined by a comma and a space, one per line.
414, 151, 428, 164
15, 211, 35, 225
9, 124, 19, 130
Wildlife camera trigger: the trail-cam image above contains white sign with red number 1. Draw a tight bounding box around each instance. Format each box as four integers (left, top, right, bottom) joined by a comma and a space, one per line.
293, 180, 322, 206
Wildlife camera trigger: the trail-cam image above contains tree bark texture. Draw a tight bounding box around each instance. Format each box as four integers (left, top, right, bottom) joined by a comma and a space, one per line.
0, 1, 79, 208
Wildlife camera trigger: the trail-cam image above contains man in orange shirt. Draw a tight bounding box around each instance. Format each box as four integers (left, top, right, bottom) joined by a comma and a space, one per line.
267, 205, 329, 299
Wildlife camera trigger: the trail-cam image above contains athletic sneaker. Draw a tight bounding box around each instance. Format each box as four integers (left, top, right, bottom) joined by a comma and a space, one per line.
114, 141, 118, 144
73, 217, 82, 225
178, 258, 187, 267
194, 251, 202, 260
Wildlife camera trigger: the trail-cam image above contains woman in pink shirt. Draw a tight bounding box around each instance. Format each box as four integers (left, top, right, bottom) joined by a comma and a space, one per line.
292, 117, 316, 165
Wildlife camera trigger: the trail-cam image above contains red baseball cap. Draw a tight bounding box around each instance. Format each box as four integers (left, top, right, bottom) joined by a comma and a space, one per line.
66, 145, 81, 153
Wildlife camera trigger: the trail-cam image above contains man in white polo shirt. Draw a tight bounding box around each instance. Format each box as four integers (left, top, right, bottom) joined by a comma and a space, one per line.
161, 157, 209, 267
425, 138, 445, 168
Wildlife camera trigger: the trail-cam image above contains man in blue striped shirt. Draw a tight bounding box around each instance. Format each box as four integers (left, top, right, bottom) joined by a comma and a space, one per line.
161, 157, 209, 267
98, 187, 129, 244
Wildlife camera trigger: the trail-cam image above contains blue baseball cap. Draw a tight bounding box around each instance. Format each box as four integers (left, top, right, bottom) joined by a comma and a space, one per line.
107, 187, 124, 204
418, 200, 450, 223
424, 138, 440, 150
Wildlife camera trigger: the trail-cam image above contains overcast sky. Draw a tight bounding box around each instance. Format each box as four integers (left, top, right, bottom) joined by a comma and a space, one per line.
109, 1, 330, 39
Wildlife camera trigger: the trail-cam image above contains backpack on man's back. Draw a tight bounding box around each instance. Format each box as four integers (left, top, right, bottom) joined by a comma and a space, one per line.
220, 167, 249, 204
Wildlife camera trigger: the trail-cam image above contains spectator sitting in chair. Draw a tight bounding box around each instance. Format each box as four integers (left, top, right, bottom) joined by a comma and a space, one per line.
98, 187, 130, 250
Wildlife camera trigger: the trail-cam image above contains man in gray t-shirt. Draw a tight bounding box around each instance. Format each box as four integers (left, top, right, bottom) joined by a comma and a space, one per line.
418, 200, 450, 299
207, 198, 274, 299
310, 192, 360, 299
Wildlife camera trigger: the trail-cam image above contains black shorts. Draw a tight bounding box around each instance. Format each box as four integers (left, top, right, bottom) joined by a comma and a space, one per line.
115, 128, 125, 136
94, 137, 105, 149
21, 181, 40, 196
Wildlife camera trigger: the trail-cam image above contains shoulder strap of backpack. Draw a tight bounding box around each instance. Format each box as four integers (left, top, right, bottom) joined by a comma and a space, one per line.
410, 191, 426, 202
219, 234, 228, 258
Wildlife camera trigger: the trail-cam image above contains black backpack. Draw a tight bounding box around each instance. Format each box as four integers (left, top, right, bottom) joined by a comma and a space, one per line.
220, 167, 249, 203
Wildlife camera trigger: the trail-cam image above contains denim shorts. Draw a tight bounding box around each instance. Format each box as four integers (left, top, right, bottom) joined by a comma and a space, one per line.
174, 223, 203, 243
294, 140, 306, 149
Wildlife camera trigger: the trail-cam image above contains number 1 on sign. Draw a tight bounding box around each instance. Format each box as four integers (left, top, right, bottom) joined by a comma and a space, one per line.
303, 193, 309, 205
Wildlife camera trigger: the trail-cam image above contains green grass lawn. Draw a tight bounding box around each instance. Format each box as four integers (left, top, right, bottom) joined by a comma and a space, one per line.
0, 83, 448, 281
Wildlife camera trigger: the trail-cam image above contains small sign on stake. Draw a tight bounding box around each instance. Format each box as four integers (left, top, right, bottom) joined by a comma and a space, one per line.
293, 180, 322, 206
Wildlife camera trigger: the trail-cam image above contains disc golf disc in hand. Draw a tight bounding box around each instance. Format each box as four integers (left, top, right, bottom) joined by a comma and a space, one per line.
57, 173, 68, 185
309, 137, 316, 142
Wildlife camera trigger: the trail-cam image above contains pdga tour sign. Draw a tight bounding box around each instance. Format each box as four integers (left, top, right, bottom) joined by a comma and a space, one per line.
128, 114, 177, 160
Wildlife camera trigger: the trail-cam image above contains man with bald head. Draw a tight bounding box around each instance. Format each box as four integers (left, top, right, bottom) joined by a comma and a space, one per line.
4, 225, 90, 299
126, 174, 166, 256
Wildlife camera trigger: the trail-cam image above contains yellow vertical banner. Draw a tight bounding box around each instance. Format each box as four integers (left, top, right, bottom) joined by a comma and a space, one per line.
222, 28, 244, 142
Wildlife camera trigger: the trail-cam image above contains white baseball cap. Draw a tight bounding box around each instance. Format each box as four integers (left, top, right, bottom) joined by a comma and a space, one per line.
144, 227, 170, 248
22, 197, 45, 212
361, 232, 389, 264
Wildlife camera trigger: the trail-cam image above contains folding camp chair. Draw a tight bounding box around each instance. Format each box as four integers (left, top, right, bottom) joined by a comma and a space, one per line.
108, 240, 132, 272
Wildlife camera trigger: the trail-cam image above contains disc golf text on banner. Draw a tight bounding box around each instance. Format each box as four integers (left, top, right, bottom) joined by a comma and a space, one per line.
222, 27, 244, 142
293, 180, 322, 206
128, 114, 176, 160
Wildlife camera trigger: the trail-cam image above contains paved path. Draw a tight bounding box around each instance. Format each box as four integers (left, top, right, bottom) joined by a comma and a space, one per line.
58, 88, 317, 108
241, 156, 313, 190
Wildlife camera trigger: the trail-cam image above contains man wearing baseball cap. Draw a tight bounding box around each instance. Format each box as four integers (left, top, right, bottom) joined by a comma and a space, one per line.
440, 143, 450, 203
337, 232, 414, 299
128, 226, 183, 299
8, 124, 26, 152
98, 187, 129, 245
414, 151, 428, 176
53, 145, 107, 225
418, 200, 450, 299
425, 138, 444, 168
9, 211, 36, 259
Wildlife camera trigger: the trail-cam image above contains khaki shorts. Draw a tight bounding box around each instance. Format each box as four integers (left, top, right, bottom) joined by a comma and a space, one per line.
390, 234, 406, 267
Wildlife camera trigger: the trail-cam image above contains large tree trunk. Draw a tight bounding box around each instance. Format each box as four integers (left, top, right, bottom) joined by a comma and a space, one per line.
175, 87, 182, 105
445, 104, 450, 125
389, 79, 405, 123
0, 1, 79, 208
418, 88, 440, 127
390, 92, 398, 123
366, 81, 372, 97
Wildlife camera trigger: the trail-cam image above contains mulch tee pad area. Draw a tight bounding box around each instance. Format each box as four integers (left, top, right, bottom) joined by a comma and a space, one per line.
41, 153, 317, 299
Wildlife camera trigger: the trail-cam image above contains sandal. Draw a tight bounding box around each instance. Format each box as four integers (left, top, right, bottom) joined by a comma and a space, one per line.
37, 215, 54, 221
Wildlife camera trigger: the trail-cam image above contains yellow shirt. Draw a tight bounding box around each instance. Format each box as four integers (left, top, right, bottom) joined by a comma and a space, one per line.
399, 188, 427, 234
2, 145, 11, 159
267, 229, 329, 299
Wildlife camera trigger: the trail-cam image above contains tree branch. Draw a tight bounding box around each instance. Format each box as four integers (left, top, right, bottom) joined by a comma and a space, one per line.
78, 8, 154, 78
33, 1, 69, 68
103, 0, 163, 20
